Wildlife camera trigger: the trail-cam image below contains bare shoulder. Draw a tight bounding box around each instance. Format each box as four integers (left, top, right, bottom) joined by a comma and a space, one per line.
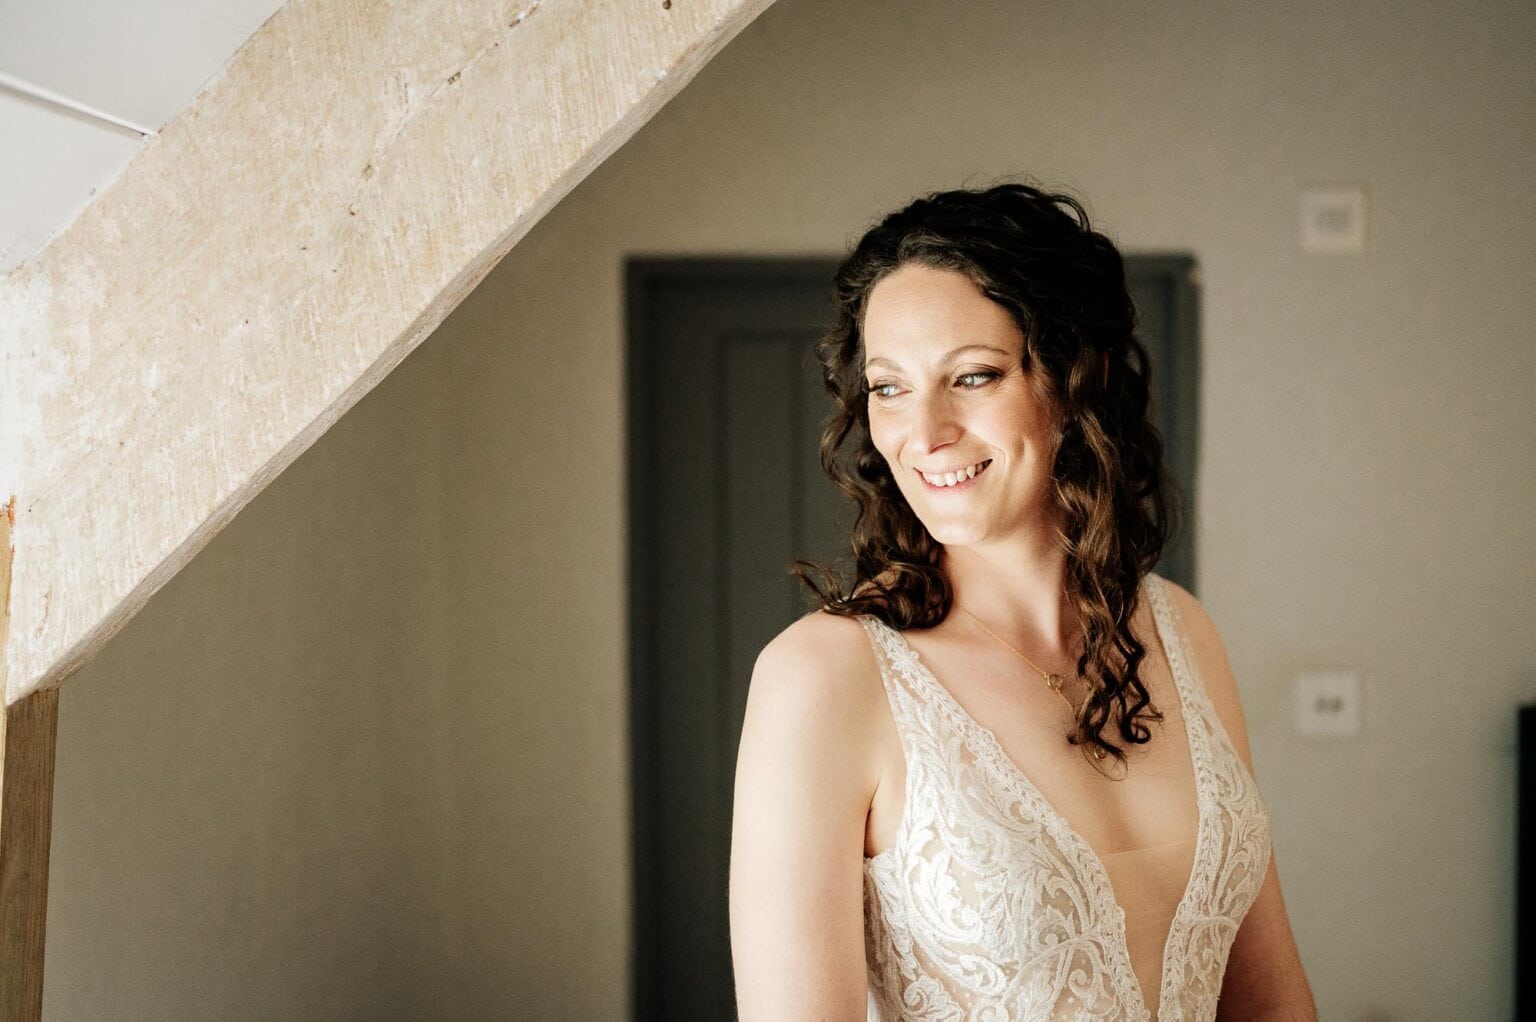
749, 609, 884, 736
739, 608, 891, 816
758, 605, 873, 658
1154, 575, 1258, 776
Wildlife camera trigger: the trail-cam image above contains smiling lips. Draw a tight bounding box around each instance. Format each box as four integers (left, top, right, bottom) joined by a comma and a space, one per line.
918, 459, 993, 489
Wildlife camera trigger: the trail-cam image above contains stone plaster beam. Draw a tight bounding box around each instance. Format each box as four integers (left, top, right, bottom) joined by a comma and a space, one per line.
0, 0, 775, 704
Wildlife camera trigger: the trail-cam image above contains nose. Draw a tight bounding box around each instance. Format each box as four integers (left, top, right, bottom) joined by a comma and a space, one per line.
908, 387, 963, 458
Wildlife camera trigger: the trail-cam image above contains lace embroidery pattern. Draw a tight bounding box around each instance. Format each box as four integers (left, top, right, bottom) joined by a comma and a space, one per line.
860, 572, 1273, 1022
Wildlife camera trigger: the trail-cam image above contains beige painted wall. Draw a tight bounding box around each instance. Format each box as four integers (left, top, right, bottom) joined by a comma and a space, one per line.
43, 0, 1534, 1018
42, 336, 454, 1017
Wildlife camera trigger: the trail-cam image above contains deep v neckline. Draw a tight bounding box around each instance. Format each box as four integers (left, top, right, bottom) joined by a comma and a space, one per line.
870, 573, 1206, 1021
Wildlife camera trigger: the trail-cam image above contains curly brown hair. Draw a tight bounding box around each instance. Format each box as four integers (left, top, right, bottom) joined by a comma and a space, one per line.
790, 180, 1183, 772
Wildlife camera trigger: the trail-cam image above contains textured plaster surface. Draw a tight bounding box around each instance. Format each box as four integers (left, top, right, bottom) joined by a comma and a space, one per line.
0, 0, 773, 704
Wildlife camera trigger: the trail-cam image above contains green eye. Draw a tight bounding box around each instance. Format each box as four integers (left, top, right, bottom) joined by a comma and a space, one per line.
957, 371, 1000, 388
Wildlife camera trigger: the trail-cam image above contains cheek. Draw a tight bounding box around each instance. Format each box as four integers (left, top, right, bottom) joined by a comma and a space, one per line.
866, 416, 894, 461
993, 404, 1047, 449
868, 425, 911, 487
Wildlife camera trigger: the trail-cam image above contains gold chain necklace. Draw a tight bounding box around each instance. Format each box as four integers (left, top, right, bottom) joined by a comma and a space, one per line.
953, 602, 1108, 761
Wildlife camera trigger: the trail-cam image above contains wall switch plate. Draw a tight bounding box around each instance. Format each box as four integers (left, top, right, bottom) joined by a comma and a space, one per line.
1300, 185, 1368, 253
1295, 670, 1361, 737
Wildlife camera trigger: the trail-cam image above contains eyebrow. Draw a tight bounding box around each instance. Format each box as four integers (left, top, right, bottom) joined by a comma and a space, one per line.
863, 344, 1015, 372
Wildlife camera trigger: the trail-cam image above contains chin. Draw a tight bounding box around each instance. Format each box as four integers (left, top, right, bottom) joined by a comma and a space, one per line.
924, 522, 989, 547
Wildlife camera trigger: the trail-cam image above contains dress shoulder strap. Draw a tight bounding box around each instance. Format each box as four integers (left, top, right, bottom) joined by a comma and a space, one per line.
855, 614, 936, 739
1144, 573, 1192, 696
1143, 572, 1224, 737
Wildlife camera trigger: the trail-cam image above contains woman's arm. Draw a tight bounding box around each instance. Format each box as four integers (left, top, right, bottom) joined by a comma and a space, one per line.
729, 612, 882, 1021
1164, 579, 1319, 1021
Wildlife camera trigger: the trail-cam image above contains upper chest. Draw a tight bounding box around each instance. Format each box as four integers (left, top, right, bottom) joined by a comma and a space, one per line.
866, 598, 1201, 859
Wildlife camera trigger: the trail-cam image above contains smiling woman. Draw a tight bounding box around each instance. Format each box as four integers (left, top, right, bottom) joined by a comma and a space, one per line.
728, 182, 1316, 1021
860, 264, 1065, 554
793, 183, 1176, 771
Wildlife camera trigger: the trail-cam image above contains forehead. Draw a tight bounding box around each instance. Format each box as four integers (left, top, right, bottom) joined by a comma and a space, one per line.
862, 264, 1022, 370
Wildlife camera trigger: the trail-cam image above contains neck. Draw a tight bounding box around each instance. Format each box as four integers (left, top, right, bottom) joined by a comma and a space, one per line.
941, 529, 1080, 659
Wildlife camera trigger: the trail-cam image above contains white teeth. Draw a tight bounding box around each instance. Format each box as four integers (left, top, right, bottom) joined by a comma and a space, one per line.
922, 460, 987, 487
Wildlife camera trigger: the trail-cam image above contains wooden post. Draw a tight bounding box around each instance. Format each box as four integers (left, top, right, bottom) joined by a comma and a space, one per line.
0, 500, 57, 1020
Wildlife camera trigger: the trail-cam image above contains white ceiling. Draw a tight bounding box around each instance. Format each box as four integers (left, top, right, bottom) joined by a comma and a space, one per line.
0, 0, 287, 276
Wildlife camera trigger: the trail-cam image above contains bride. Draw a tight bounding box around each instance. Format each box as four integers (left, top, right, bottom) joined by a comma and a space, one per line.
728, 182, 1315, 1020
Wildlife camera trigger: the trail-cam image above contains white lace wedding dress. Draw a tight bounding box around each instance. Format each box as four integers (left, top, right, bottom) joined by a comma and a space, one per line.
859, 572, 1272, 1021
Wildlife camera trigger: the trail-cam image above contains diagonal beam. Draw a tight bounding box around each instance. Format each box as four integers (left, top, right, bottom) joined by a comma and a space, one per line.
0, 0, 774, 704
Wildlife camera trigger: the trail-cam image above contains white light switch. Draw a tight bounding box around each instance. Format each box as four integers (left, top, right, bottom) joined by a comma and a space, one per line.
1299, 185, 1368, 253
1294, 671, 1360, 737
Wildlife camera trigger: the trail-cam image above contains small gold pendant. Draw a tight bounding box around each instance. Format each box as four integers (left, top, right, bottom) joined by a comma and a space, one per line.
1045, 673, 1064, 691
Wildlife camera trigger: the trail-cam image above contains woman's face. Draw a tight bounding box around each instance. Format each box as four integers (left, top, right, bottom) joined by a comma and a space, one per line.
861, 262, 1059, 549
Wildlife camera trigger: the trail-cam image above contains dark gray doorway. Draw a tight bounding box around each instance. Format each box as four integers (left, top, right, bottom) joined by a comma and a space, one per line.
625, 254, 1200, 1020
